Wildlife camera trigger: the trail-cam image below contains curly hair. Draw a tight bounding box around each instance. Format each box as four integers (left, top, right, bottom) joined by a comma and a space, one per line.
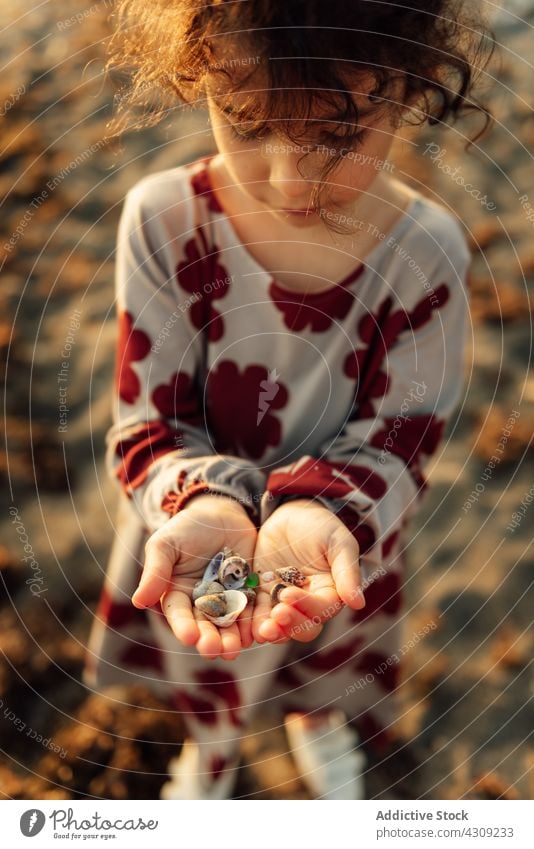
104, 0, 497, 229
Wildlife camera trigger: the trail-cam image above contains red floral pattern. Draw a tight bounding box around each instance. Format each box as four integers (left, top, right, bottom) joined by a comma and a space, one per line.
354, 711, 394, 751
96, 587, 142, 629
151, 369, 204, 423
118, 641, 163, 671
115, 311, 152, 404
266, 457, 387, 502
269, 268, 363, 333
345, 284, 450, 419
351, 571, 402, 623
175, 229, 230, 342
333, 505, 377, 555
370, 414, 445, 469
206, 360, 289, 459
190, 162, 224, 214
354, 650, 400, 693
210, 755, 232, 780
114, 419, 184, 494
172, 690, 219, 726
301, 634, 365, 671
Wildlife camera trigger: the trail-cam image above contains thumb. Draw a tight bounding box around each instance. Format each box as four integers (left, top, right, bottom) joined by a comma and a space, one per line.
132, 531, 180, 608
327, 527, 365, 610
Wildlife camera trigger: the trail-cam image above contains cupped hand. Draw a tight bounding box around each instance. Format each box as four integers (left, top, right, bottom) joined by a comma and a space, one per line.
251, 498, 365, 644
132, 494, 257, 661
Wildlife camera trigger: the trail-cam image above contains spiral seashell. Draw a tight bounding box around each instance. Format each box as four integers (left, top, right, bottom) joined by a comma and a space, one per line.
275, 566, 307, 587
270, 583, 287, 605
194, 589, 248, 627
218, 555, 250, 589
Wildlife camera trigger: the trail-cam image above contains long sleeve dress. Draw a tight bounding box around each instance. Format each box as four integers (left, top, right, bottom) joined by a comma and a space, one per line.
84, 153, 471, 765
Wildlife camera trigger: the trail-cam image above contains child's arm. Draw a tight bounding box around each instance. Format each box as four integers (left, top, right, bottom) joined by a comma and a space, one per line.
107, 178, 266, 537
254, 219, 472, 642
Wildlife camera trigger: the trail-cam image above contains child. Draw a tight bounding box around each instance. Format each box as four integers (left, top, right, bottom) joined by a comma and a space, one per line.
85, 0, 494, 799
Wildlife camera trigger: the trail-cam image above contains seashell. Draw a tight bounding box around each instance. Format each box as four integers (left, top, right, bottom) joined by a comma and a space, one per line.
194, 589, 248, 627
270, 582, 287, 605
202, 551, 226, 584
275, 566, 307, 587
192, 580, 225, 602
194, 593, 227, 618
261, 571, 276, 583
218, 555, 250, 589
243, 588, 257, 605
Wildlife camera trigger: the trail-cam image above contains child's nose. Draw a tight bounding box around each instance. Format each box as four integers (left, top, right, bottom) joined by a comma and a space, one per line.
267, 152, 313, 201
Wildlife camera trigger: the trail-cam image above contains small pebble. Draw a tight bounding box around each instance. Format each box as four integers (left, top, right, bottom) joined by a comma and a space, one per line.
262, 571, 276, 583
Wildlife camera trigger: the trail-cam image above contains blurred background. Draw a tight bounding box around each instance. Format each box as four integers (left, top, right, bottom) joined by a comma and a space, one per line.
0, 0, 532, 799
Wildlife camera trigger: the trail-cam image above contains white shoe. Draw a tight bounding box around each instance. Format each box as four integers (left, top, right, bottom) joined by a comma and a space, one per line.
160, 739, 240, 800
284, 709, 367, 799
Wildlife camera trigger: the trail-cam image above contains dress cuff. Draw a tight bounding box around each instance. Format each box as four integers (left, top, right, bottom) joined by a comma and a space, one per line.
161, 481, 259, 525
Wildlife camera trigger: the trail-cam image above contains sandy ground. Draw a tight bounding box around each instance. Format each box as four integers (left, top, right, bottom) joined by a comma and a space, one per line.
0, 1, 533, 799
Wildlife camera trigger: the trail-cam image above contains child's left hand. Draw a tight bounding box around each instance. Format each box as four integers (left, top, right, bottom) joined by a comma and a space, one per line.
251, 498, 366, 644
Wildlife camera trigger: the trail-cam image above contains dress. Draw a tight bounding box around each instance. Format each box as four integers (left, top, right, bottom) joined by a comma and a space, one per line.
84, 153, 471, 766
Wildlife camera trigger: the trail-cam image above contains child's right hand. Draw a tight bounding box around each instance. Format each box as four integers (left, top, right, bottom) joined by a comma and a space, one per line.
132, 494, 257, 661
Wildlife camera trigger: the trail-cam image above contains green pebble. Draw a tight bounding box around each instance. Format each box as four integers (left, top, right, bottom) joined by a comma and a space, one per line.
245, 573, 259, 588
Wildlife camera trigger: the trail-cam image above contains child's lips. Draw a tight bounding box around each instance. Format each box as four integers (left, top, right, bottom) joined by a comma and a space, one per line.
279, 207, 316, 216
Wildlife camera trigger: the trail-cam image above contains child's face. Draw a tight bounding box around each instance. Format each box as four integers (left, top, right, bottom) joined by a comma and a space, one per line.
205, 73, 403, 227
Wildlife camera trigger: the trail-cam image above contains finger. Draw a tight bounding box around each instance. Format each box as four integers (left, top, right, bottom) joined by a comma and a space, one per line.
219, 623, 242, 661
133, 533, 180, 608
258, 615, 290, 643
161, 590, 200, 646
252, 589, 284, 643
193, 608, 224, 660
236, 599, 254, 649
278, 584, 343, 622
327, 530, 365, 609
271, 602, 323, 642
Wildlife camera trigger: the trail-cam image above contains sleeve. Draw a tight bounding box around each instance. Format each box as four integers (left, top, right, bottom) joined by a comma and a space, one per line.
258, 222, 471, 582
106, 178, 267, 533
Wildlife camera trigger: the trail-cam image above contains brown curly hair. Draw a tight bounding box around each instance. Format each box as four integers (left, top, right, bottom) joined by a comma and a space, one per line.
104, 0, 496, 226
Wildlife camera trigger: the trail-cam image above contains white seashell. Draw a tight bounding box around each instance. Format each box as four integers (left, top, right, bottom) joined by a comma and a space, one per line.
261, 571, 276, 583
194, 589, 248, 627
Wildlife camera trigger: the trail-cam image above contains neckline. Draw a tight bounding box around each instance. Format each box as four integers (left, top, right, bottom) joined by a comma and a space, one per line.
196, 153, 422, 302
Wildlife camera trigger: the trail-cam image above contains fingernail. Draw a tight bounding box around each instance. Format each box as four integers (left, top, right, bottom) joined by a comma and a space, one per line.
131, 591, 146, 609
355, 587, 366, 608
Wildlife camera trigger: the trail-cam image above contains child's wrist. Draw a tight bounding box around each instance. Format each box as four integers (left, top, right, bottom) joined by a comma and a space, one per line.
181, 489, 257, 523
277, 496, 324, 509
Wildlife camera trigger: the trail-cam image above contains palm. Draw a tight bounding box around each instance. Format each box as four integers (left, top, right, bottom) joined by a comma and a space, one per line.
135, 496, 257, 660
251, 499, 364, 644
